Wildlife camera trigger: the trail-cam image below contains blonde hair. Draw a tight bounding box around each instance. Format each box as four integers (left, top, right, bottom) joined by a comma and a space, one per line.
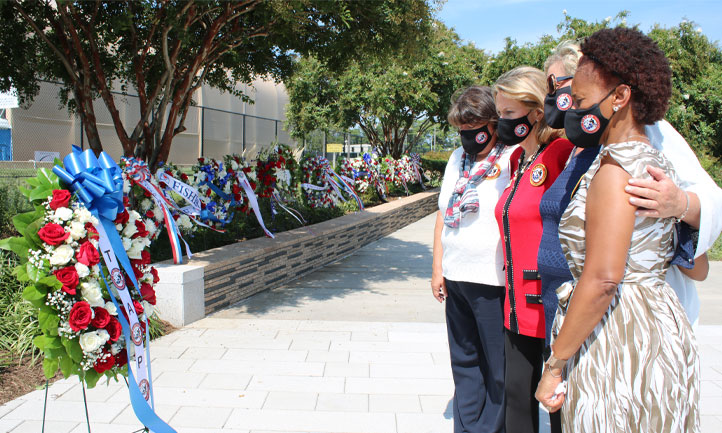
543, 40, 582, 75
492, 66, 562, 145
447, 86, 498, 128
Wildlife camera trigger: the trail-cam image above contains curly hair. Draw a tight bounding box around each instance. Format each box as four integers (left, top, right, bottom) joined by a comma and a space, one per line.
448, 86, 498, 128
579, 27, 671, 125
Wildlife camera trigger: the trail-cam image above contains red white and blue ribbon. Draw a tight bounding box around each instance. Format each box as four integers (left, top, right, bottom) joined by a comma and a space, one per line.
410, 153, 427, 190
236, 172, 274, 238
53, 146, 175, 433
123, 158, 192, 264
302, 157, 364, 210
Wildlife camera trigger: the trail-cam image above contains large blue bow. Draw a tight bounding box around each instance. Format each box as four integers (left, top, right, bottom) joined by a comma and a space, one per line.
52, 145, 123, 221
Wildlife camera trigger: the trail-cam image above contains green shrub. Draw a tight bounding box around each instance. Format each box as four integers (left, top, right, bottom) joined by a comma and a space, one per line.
0, 183, 33, 239
710, 234, 722, 261
0, 251, 38, 368
421, 150, 452, 179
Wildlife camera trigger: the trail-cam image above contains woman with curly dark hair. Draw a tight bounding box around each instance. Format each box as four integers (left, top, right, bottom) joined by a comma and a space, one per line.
534, 27, 700, 432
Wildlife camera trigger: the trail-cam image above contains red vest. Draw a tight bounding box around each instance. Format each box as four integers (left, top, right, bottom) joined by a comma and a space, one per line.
494, 138, 574, 338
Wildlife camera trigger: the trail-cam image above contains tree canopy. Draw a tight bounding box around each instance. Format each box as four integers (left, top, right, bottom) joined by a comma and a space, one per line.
286, 22, 486, 158
0, 0, 434, 168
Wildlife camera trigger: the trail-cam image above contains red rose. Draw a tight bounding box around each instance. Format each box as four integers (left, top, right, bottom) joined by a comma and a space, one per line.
132, 220, 149, 238
90, 306, 110, 328
76, 241, 100, 266
159, 181, 167, 189
115, 348, 128, 367
123, 196, 130, 208
150, 267, 159, 284
53, 266, 79, 295
145, 210, 155, 219
133, 300, 144, 316
105, 316, 122, 342
242, 167, 251, 173
198, 157, 205, 164
141, 250, 151, 265
279, 156, 286, 164
180, 173, 188, 181
68, 301, 93, 331
114, 209, 129, 225
143, 189, 151, 198
38, 223, 70, 246
132, 266, 144, 280
49, 189, 71, 210
140, 282, 157, 305
93, 350, 115, 373
85, 223, 99, 240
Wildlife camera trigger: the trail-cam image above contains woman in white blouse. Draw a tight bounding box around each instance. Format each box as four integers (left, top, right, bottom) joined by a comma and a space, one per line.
431, 86, 515, 433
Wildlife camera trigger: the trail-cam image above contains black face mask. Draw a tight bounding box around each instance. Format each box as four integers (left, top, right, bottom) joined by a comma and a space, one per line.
544, 85, 572, 129
563, 88, 616, 149
497, 113, 534, 146
459, 125, 493, 155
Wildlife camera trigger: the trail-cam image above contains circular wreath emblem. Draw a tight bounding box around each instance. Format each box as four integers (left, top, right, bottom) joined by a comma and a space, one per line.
486, 163, 501, 180
111, 268, 126, 291
475, 131, 488, 144
556, 93, 572, 111
530, 163, 547, 186
581, 114, 600, 134
131, 322, 144, 346
514, 124, 529, 137
139, 379, 150, 401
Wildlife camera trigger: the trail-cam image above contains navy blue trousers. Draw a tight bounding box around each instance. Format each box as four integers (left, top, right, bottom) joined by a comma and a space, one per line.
445, 279, 506, 433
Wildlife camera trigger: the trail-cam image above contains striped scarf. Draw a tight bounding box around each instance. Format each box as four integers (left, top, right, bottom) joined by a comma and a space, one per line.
444, 143, 505, 228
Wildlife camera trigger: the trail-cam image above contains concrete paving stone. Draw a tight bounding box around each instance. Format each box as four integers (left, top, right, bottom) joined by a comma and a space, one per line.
702, 366, 722, 381
0, 399, 26, 418
3, 399, 127, 423
225, 409, 396, 433
700, 396, 722, 416
277, 330, 352, 341
9, 420, 78, 433
349, 351, 434, 365
193, 318, 302, 332
298, 321, 390, 332
170, 406, 233, 429
153, 371, 207, 388
55, 382, 125, 402
290, 339, 332, 351
172, 335, 292, 350
199, 373, 253, 390
370, 363, 452, 380
369, 394, 421, 413
199, 328, 282, 339
150, 388, 268, 408
351, 330, 389, 342
330, 340, 448, 353
346, 378, 454, 396
263, 391, 318, 411
701, 380, 722, 398
150, 345, 189, 359
396, 413, 454, 433
15, 378, 78, 402
0, 419, 21, 432
166, 327, 207, 338
223, 349, 309, 362
247, 376, 345, 393
180, 346, 229, 360
431, 352, 451, 366
110, 403, 179, 424
387, 322, 447, 332
419, 395, 454, 415
149, 357, 197, 372
701, 415, 721, 433
323, 362, 370, 378
191, 359, 325, 376
306, 350, 350, 363
316, 393, 368, 412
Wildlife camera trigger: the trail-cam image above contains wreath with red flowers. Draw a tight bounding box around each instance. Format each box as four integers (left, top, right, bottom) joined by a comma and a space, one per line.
0, 169, 159, 387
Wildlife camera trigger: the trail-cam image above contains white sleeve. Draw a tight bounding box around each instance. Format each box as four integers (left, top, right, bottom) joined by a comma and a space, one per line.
646, 120, 722, 256
438, 147, 463, 211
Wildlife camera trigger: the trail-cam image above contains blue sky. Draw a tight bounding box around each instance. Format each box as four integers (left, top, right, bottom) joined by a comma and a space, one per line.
438, 0, 722, 54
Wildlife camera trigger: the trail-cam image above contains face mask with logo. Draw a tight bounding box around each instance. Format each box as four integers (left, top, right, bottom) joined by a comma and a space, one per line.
544, 86, 572, 129
563, 87, 617, 148
459, 125, 493, 155
497, 113, 534, 146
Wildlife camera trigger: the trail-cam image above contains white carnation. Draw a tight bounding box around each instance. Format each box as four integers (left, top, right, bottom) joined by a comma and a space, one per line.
223, 183, 232, 194
121, 237, 132, 251
219, 170, 227, 179
140, 199, 153, 212
104, 301, 118, 316
75, 262, 90, 278
79, 330, 110, 353
54, 207, 73, 221
198, 172, 207, 182
152, 206, 164, 222
127, 237, 150, 260
49, 245, 74, 266
68, 221, 87, 240
122, 221, 138, 238
177, 214, 192, 230
74, 207, 93, 224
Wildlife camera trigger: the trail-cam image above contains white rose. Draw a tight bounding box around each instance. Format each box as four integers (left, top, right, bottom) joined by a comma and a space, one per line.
81, 280, 105, 307
231, 160, 239, 171
68, 221, 87, 240
121, 237, 132, 251
110, 342, 122, 355
79, 330, 110, 353
142, 301, 154, 318
140, 199, 153, 212
127, 238, 149, 259
104, 301, 118, 316
49, 245, 74, 266
53, 207, 73, 221
75, 262, 90, 278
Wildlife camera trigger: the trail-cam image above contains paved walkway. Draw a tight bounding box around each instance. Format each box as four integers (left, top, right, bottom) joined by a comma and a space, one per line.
1, 213, 721, 433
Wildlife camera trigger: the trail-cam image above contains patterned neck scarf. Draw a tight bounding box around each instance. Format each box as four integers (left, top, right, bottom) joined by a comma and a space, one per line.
444, 142, 505, 228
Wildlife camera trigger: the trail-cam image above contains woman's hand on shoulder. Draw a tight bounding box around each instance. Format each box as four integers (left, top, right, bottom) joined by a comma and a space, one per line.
625, 165, 686, 218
